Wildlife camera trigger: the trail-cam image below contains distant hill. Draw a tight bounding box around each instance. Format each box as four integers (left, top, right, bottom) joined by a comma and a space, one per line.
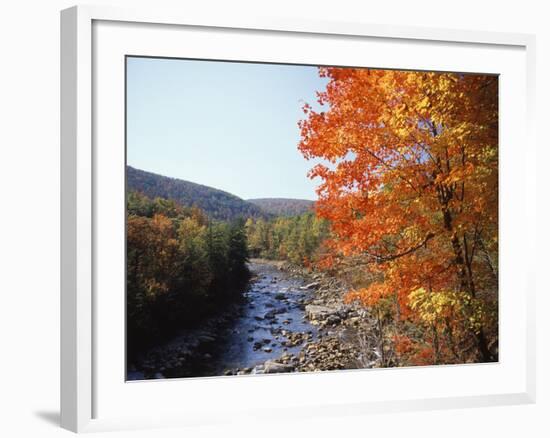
247, 198, 314, 217
127, 166, 267, 221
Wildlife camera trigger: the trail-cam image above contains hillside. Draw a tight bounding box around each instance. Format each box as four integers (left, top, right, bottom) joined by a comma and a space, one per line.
247, 198, 314, 217
127, 166, 267, 221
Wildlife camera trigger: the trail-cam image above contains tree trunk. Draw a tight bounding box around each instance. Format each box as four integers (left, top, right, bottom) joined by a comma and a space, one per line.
442, 207, 493, 362
476, 328, 493, 362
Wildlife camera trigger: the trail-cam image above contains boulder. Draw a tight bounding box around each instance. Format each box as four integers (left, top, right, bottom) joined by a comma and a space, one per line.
300, 282, 320, 290
305, 304, 336, 321
197, 334, 216, 343
326, 314, 341, 325
263, 360, 295, 374
251, 365, 265, 374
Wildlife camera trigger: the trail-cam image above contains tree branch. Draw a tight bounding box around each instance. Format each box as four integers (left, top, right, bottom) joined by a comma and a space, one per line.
365, 232, 435, 262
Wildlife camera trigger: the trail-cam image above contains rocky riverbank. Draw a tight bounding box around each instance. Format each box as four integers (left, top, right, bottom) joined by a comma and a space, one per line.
128, 259, 380, 380
224, 260, 380, 376
127, 301, 247, 380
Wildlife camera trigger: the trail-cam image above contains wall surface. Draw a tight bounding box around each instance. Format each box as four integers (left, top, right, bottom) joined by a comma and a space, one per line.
0, 0, 546, 436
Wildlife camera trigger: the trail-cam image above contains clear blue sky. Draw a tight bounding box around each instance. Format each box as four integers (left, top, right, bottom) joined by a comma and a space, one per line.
126, 57, 329, 200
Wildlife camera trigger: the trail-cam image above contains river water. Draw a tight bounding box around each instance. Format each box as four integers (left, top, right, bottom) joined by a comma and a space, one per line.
211, 260, 318, 374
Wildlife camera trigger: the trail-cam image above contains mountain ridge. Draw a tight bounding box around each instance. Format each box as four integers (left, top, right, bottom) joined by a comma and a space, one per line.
127, 166, 266, 221
127, 166, 315, 220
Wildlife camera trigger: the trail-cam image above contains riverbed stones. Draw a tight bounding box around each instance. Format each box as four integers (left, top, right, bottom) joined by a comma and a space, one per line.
293, 336, 360, 371
280, 330, 311, 347
265, 307, 287, 320
130, 259, 376, 380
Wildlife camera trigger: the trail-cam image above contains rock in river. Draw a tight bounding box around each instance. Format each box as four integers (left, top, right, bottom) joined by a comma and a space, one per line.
300, 282, 320, 290
263, 360, 295, 374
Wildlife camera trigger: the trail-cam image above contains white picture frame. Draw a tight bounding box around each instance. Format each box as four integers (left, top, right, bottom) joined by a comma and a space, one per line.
60, 4, 536, 433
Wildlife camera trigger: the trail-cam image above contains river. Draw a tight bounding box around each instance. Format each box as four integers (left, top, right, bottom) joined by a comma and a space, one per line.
128, 260, 320, 379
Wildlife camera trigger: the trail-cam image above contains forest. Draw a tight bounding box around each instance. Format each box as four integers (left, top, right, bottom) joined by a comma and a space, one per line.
245, 213, 329, 266
126, 190, 325, 357
126, 191, 250, 357
127, 67, 498, 371
247, 198, 314, 217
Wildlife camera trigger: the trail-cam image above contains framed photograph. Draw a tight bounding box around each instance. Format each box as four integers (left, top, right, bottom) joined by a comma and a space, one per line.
61, 5, 536, 433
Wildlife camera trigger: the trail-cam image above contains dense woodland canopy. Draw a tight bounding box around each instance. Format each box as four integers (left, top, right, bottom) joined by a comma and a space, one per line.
247, 198, 314, 217
126, 191, 250, 357
245, 213, 329, 266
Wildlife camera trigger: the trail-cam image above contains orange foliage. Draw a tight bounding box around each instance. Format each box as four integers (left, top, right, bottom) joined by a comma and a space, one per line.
299, 68, 498, 362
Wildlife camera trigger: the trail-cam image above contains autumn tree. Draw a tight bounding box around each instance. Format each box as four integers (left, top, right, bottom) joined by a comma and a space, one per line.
299, 68, 498, 363
126, 191, 250, 358
245, 213, 330, 266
